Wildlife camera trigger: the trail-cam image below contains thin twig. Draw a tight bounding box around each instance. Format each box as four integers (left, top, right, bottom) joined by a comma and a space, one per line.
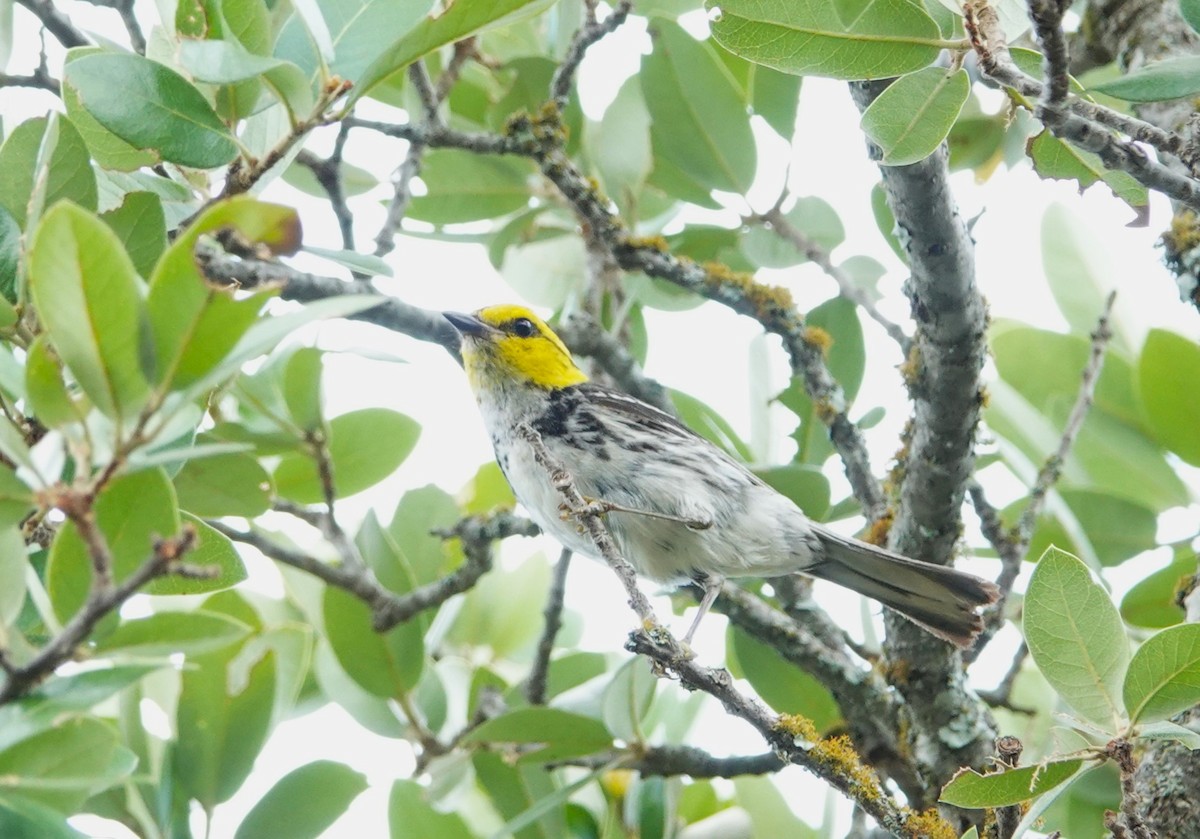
1014, 291, 1117, 549
0, 526, 202, 703
1108, 739, 1154, 839
966, 1, 1200, 212
0, 67, 60, 94
81, 0, 146, 53
560, 744, 784, 777
306, 428, 364, 570
549, 0, 633, 105
976, 642, 1031, 712
969, 292, 1116, 657
293, 122, 357, 252
14, 0, 88, 48
753, 207, 910, 351
213, 512, 538, 631
1027, 0, 1071, 122
994, 735, 1025, 839
374, 47, 473, 257
525, 549, 571, 705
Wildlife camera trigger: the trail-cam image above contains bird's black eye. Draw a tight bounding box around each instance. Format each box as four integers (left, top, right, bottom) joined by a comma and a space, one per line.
511, 318, 536, 338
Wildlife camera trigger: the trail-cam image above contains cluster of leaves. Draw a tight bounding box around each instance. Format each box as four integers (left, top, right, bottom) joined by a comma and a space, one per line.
941, 547, 1200, 830
0, 0, 1198, 837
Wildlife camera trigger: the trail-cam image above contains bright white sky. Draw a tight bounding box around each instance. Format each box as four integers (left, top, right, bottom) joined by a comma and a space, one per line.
6, 3, 1199, 838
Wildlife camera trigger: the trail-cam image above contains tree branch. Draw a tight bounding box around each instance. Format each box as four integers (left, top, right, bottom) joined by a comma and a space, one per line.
850, 77, 994, 795
562, 744, 784, 777
14, 0, 88, 48
550, 0, 633, 105
966, 1, 1200, 213
525, 549, 571, 705
751, 207, 910, 352
0, 525, 203, 704
213, 512, 538, 632
80, 0, 146, 53
969, 293, 1115, 655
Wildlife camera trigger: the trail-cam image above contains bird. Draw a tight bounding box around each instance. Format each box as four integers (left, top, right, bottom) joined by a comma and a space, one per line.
444, 304, 999, 648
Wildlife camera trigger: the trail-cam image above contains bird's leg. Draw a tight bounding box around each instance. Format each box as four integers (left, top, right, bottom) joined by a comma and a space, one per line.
566, 497, 713, 531
682, 576, 723, 646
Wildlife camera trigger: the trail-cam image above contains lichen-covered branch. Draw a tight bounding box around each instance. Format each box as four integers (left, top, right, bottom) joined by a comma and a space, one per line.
212, 512, 538, 631
849, 77, 994, 797
966, 1, 1200, 214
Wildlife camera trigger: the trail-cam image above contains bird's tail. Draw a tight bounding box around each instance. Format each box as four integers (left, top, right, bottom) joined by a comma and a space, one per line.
806, 526, 1000, 648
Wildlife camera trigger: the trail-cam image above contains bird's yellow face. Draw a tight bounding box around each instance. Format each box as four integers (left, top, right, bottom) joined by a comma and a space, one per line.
445, 305, 589, 392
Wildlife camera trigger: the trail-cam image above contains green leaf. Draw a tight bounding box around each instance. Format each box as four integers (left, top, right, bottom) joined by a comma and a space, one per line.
1008, 489, 1158, 569
0, 115, 97, 230
23, 336, 79, 429
741, 197, 844, 269
708, 0, 943, 80
283, 347, 324, 432
0, 716, 133, 813
0, 468, 32, 532
178, 39, 287, 84
754, 465, 831, 520
147, 197, 299, 391
352, 0, 546, 102
500, 233, 587, 309
62, 49, 159, 172
235, 760, 367, 839
751, 61, 802, 137
322, 586, 423, 697
1023, 547, 1129, 730
727, 626, 841, 731
0, 205, 19, 304
1183, 0, 1200, 33
273, 408, 421, 503
64, 53, 238, 169
176, 639, 277, 809
302, 246, 393, 277
860, 67, 969, 165
939, 759, 1084, 808
149, 514, 249, 595
989, 323, 1187, 512
1121, 550, 1193, 629
27, 202, 150, 420
1123, 624, 1200, 725
1040, 203, 1130, 352
283, 159, 377, 198
45, 468, 179, 622
95, 609, 252, 658
463, 708, 613, 763
98, 191, 166, 278
0, 797, 86, 839
1090, 56, 1200, 102
587, 76, 652, 215
671, 390, 754, 461
174, 451, 272, 518
407, 150, 532, 225
642, 21, 756, 194
601, 657, 657, 743
388, 779, 474, 839
1027, 131, 1149, 215
186, 295, 386, 398
0, 527, 25, 626
1138, 329, 1200, 466
732, 776, 819, 837
448, 554, 550, 658
387, 484, 462, 585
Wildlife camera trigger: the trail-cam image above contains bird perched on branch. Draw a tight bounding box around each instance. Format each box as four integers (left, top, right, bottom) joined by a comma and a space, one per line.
445, 304, 998, 648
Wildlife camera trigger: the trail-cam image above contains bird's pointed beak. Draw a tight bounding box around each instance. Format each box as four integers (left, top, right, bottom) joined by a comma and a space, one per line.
444, 311, 490, 337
